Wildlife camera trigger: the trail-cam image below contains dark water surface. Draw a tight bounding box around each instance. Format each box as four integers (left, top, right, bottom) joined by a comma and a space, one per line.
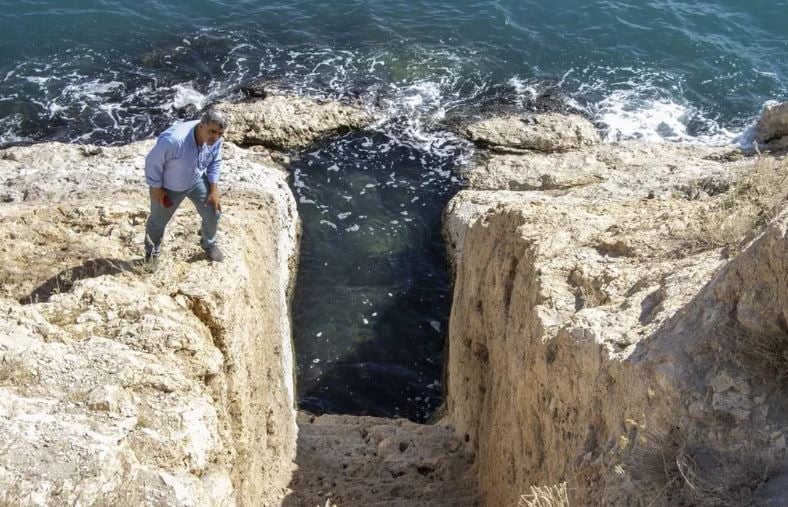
291, 131, 463, 420
2, 0, 786, 420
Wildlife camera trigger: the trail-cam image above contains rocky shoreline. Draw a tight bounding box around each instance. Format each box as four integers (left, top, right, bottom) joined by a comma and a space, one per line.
0, 141, 302, 504
1, 92, 786, 505
0, 92, 376, 505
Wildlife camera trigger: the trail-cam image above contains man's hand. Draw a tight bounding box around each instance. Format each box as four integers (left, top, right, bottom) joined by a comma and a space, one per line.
206, 185, 221, 212
150, 187, 167, 206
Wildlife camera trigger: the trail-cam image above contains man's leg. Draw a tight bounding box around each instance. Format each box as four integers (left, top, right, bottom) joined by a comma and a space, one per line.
186, 176, 222, 256
144, 189, 187, 257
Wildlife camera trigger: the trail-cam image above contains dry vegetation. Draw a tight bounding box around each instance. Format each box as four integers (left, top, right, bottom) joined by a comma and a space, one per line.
518, 483, 570, 507
624, 425, 775, 507
693, 155, 788, 253
717, 321, 788, 387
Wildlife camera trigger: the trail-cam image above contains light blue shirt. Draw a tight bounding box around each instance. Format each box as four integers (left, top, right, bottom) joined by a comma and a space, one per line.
144, 120, 222, 191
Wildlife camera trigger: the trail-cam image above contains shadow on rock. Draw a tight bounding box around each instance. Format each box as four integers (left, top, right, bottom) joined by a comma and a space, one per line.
21, 258, 139, 304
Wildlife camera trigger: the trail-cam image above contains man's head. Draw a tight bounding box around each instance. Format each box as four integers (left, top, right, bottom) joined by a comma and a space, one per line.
198, 108, 227, 146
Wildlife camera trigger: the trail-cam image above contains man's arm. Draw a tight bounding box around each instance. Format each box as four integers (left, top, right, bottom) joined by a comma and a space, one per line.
206, 142, 222, 211
145, 136, 172, 205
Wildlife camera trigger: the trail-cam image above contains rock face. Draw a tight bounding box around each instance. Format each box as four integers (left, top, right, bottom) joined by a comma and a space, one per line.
445, 141, 745, 278
463, 113, 600, 153
217, 94, 374, 150
756, 101, 788, 144
0, 141, 299, 505
284, 412, 480, 506
0, 98, 484, 507
4, 96, 786, 506
444, 116, 788, 505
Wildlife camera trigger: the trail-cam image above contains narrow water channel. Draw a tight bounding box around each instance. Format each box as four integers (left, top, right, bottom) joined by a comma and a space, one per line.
289, 126, 465, 422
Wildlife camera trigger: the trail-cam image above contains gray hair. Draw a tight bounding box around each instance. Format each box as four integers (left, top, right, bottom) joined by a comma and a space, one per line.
200, 108, 228, 129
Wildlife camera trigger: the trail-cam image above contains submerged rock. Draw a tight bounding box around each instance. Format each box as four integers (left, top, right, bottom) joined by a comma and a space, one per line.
463, 113, 600, 153
174, 103, 199, 119
237, 77, 281, 99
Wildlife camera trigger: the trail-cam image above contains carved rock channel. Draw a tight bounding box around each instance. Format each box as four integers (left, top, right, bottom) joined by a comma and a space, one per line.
1, 97, 787, 506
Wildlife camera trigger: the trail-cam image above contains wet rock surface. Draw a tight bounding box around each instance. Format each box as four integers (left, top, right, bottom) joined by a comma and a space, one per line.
756, 101, 788, 145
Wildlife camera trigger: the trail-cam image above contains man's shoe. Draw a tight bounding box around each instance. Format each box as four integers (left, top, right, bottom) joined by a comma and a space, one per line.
143, 251, 160, 272
205, 245, 224, 262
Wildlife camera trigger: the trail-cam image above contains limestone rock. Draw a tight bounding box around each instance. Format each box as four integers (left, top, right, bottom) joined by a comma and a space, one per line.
755, 101, 788, 144
0, 136, 299, 505
443, 124, 788, 505
0, 138, 293, 205
217, 94, 374, 150
464, 151, 606, 190
446, 141, 752, 275
463, 113, 600, 152
87, 384, 129, 414
286, 412, 480, 506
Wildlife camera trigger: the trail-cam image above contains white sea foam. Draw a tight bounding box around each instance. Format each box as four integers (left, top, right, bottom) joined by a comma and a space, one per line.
24, 76, 52, 85
594, 89, 739, 146
596, 91, 690, 142
320, 220, 338, 229
508, 76, 539, 105
0, 113, 30, 146
365, 62, 473, 165
172, 83, 207, 109
63, 80, 123, 97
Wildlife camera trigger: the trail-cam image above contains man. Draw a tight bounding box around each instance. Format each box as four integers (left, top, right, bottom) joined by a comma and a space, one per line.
144, 109, 227, 264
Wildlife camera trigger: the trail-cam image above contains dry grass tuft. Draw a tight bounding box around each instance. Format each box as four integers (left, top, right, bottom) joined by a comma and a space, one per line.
518, 482, 570, 507
0, 355, 34, 387
692, 155, 788, 253
625, 425, 773, 506
717, 321, 788, 386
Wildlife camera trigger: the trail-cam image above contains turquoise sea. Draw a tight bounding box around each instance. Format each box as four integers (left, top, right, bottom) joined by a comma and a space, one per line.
2, 0, 786, 420
2, 0, 786, 146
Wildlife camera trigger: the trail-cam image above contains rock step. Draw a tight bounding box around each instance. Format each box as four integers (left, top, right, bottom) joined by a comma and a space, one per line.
283, 412, 481, 507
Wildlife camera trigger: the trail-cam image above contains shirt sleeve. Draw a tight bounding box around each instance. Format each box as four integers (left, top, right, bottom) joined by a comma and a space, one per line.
206, 141, 222, 184
144, 135, 172, 188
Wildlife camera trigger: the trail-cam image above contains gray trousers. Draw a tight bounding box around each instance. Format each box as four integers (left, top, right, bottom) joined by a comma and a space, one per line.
144, 175, 220, 254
